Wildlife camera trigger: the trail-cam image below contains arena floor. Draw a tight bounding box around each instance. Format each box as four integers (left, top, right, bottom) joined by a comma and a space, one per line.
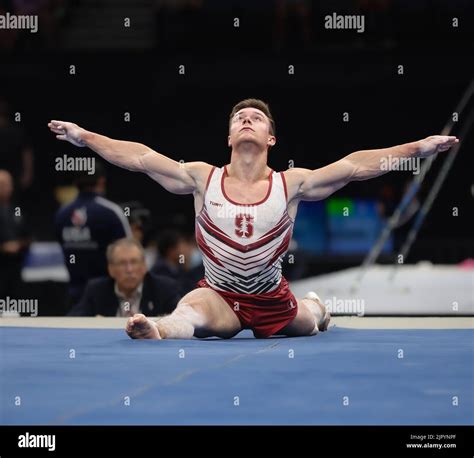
1, 316, 472, 425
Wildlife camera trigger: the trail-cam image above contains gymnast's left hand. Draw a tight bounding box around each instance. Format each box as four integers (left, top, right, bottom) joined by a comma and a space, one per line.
416, 135, 459, 158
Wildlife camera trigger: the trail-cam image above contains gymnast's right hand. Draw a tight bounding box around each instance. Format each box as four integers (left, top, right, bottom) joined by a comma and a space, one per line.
48, 120, 87, 147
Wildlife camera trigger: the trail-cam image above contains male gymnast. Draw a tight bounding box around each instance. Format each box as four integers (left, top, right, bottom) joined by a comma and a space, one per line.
48, 99, 458, 339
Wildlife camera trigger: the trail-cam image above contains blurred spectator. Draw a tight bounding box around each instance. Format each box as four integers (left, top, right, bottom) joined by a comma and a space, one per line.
152, 229, 189, 277
54, 162, 132, 309
0, 169, 31, 299
69, 238, 181, 317
121, 201, 153, 245
0, 97, 35, 196
151, 228, 204, 294
119, 200, 158, 268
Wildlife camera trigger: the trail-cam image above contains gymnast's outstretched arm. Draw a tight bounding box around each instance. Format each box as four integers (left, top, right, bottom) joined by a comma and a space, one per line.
285, 135, 459, 202
48, 120, 212, 195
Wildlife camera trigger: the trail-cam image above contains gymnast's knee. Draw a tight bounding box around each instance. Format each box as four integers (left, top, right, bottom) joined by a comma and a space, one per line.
172, 303, 207, 327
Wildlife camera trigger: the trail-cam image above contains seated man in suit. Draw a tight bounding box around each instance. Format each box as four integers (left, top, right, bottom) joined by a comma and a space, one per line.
69, 238, 181, 317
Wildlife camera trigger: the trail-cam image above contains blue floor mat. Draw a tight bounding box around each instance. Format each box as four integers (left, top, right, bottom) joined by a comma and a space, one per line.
1, 326, 472, 425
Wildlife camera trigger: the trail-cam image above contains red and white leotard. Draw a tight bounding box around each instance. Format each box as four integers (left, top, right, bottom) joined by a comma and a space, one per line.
195, 165, 298, 338
195, 165, 294, 294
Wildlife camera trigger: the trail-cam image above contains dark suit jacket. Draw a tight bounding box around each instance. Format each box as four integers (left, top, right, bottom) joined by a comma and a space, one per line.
68, 272, 182, 317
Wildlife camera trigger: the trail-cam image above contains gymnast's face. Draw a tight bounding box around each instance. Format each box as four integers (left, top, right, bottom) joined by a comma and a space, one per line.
228, 108, 276, 151
108, 244, 147, 292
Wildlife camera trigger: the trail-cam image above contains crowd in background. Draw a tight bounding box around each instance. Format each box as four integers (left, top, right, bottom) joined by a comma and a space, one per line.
0, 147, 204, 316
0, 92, 206, 315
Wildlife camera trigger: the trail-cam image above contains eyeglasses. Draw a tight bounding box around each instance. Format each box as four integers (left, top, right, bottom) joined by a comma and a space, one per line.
111, 258, 144, 268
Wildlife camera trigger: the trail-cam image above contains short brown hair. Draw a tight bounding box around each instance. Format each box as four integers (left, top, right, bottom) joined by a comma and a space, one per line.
229, 98, 275, 135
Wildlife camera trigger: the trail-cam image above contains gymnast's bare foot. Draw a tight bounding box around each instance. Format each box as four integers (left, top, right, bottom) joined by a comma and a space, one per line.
318, 303, 331, 332
126, 313, 161, 339
304, 291, 331, 332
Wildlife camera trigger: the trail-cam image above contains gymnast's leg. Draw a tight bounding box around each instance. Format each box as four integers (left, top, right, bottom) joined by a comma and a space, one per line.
125, 287, 242, 339
275, 292, 331, 337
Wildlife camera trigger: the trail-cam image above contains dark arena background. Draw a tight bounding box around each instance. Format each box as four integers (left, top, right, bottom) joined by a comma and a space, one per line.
0, 1, 473, 457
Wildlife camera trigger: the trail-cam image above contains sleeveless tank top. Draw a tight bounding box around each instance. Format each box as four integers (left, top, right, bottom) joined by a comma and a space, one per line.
195, 165, 294, 294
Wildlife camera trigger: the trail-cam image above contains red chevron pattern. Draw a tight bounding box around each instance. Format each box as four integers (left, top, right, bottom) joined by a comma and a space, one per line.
195, 166, 294, 295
